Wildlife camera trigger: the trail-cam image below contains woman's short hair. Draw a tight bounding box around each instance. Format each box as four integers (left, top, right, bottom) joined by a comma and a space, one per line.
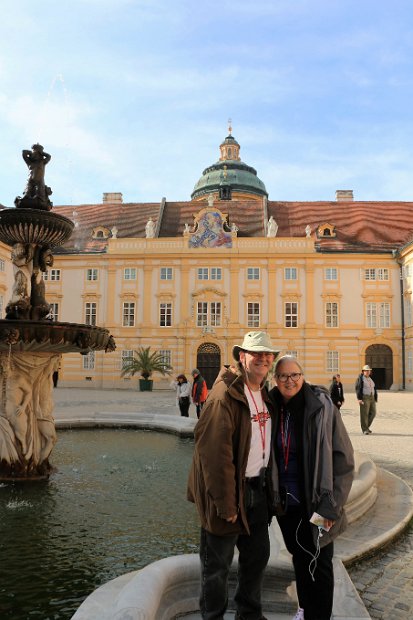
274, 355, 304, 376
176, 374, 188, 382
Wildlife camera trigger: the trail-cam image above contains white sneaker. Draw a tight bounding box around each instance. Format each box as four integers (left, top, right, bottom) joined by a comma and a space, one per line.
292, 608, 305, 620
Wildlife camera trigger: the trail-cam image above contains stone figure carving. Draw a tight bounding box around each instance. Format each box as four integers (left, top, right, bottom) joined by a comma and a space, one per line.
207, 194, 214, 207
111, 226, 118, 239
231, 222, 239, 234
184, 223, 190, 233
0, 351, 61, 474
6, 244, 52, 320
305, 224, 312, 238
15, 144, 53, 210
267, 216, 278, 237
145, 217, 155, 238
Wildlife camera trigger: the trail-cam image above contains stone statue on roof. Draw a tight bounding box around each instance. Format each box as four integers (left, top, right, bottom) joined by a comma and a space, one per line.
267, 215, 278, 238
305, 224, 312, 238
145, 217, 155, 238
207, 193, 214, 207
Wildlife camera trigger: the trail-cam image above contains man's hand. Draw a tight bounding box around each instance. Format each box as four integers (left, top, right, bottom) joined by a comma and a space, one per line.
358, 399, 364, 404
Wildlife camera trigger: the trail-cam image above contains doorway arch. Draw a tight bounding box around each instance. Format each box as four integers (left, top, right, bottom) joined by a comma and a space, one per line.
196, 343, 221, 389
365, 344, 393, 389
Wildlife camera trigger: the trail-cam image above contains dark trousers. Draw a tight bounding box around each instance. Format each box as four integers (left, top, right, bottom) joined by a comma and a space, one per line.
277, 510, 334, 620
199, 482, 270, 620
196, 401, 205, 419
179, 396, 190, 417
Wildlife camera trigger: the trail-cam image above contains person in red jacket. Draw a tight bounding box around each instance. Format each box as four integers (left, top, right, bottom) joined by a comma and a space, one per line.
191, 369, 208, 418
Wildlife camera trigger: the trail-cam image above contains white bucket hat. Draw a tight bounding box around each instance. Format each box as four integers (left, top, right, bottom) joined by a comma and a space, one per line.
232, 331, 280, 361
362, 364, 372, 371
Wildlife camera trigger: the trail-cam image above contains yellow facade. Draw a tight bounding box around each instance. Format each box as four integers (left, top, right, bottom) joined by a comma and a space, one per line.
0, 224, 406, 391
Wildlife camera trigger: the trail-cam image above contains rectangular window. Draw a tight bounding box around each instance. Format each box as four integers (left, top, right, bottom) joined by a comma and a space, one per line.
159, 349, 172, 368
85, 302, 97, 326
285, 350, 298, 358
82, 351, 95, 370
124, 268, 137, 280
285, 302, 298, 328
0, 259, 5, 272
364, 268, 389, 281
247, 302, 260, 328
326, 302, 339, 328
284, 267, 297, 281
122, 302, 135, 327
210, 268, 222, 280
197, 302, 208, 326
408, 350, 413, 373
121, 350, 134, 370
87, 268, 98, 281
160, 267, 173, 280
0, 295, 3, 318
210, 302, 221, 326
50, 269, 61, 281
326, 351, 339, 373
247, 267, 260, 280
325, 267, 338, 281
160, 302, 172, 326
197, 268, 209, 280
366, 302, 390, 328
48, 302, 59, 321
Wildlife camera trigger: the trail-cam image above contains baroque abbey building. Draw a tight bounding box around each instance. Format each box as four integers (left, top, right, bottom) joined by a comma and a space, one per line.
1, 128, 413, 391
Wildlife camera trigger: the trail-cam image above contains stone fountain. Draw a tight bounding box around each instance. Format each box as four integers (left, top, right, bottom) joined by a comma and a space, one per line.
0, 144, 115, 479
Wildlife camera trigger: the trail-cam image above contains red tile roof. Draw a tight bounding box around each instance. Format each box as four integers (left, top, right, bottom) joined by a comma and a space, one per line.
49, 198, 413, 254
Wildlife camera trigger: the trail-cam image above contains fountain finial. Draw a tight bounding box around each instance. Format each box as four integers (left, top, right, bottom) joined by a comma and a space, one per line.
15, 143, 53, 210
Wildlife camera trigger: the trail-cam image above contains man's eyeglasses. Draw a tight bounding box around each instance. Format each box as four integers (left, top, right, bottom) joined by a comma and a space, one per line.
246, 351, 274, 358
276, 372, 302, 383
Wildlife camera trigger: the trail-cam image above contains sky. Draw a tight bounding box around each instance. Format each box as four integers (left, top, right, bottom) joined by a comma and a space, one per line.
1, 0, 413, 207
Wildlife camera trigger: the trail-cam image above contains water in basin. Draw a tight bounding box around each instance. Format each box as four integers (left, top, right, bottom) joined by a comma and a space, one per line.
0, 429, 199, 619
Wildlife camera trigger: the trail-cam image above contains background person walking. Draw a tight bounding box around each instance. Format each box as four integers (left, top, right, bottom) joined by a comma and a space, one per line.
329, 374, 344, 409
191, 369, 208, 418
172, 374, 191, 417
355, 364, 377, 435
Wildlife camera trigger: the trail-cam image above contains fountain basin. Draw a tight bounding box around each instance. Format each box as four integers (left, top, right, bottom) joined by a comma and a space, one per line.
0, 207, 74, 247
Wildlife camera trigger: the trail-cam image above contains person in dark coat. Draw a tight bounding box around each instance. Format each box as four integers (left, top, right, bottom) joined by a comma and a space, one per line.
329, 374, 344, 409
191, 369, 208, 418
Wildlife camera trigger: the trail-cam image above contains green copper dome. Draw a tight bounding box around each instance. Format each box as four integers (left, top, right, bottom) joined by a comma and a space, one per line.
191, 131, 268, 200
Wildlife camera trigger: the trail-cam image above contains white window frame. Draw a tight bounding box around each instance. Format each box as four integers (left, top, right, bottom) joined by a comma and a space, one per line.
196, 302, 221, 327
197, 268, 209, 280
247, 302, 260, 328
366, 302, 390, 328
122, 302, 135, 327
325, 302, 339, 328
210, 267, 222, 280
325, 267, 338, 281
50, 269, 61, 281
247, 267, 260, 280
48, 302, 59, 322
160, 267, 173, 280
285, 302, 298, 328
326, 351, 339, 373
83, 351, 95, 370
121, 350, 134, 370
0, 259, 5, 272
160, 302, 172, 326
85, 302, 97, 326
406, 296, 413, 328
284, 267, 297, 281
87, 268, 98, 281
124, 268, 137, 280
159, 349, 172, 369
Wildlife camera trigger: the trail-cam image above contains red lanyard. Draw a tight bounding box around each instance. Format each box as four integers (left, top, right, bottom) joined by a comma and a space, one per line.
246, 385, 270, 461
280, 407, 291, 471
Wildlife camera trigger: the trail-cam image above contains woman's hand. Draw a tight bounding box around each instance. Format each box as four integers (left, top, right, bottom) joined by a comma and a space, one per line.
225, 514, 238, 523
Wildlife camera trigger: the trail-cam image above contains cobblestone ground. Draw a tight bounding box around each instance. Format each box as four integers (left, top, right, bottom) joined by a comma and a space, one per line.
341, 393, 413, 620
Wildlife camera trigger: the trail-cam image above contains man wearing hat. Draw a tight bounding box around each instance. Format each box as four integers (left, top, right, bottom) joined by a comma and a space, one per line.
355, 364, 378, 434
187, 331, 279, 620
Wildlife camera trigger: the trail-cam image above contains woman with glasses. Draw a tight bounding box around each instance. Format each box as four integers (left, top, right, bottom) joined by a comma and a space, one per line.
268, 356, 354, 620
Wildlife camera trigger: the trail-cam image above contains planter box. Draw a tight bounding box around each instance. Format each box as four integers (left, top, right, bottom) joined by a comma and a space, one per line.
139, 379, 153, 391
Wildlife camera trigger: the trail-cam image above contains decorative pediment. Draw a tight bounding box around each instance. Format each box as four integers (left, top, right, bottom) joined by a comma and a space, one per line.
188, 207, 232, 249
317, 223, 336, 238
192, 287, 227, 298
92, 226, 111, 240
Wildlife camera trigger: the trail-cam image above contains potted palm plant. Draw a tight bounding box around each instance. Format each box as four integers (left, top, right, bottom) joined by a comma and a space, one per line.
120, 346, 172, 391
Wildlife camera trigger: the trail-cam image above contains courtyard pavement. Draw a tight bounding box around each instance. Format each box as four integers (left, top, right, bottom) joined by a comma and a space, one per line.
53, 386, 413, 620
